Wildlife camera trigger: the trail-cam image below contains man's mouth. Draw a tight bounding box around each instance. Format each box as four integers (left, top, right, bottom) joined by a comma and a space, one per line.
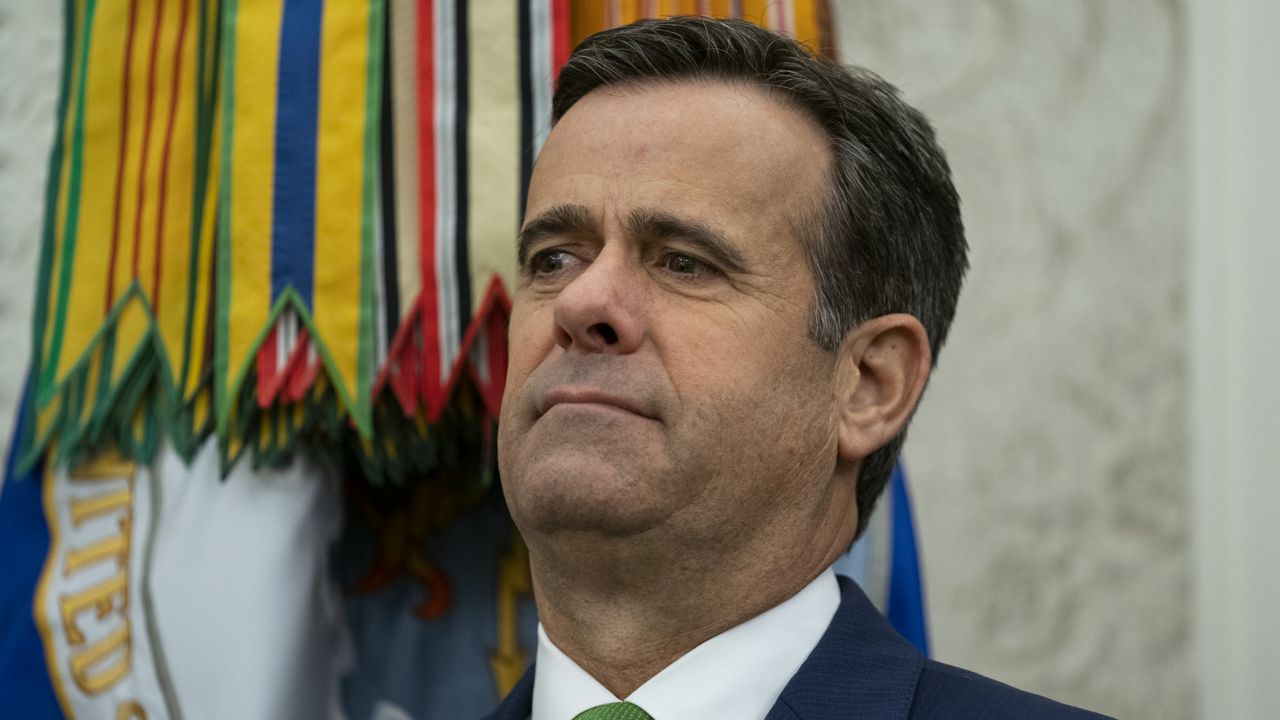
537, 386, 657, 420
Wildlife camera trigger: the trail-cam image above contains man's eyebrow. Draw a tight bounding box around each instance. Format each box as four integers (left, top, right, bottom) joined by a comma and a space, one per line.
626, 208, 748, 273
517, 204, 598, 265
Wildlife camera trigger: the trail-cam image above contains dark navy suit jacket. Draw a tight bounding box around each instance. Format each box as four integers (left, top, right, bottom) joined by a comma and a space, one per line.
483, 576, 1113, 720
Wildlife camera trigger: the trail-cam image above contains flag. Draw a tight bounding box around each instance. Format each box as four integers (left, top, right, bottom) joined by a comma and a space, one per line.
833, 462, 931, 656
2, 375, 351, 720
0, 382, 62, 718
2, 378, 176, 719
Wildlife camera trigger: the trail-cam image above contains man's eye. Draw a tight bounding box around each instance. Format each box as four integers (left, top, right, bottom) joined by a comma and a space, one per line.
532, 251, 569, 275
663, 253, 709, 277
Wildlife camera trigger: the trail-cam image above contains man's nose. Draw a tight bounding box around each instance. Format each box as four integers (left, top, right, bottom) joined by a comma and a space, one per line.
552, 253, 645, 354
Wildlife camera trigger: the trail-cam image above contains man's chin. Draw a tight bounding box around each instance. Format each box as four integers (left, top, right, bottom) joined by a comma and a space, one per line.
507, 461, 674, 539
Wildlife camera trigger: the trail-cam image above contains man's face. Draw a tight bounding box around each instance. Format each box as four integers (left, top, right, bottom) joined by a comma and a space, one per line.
499, 81, 842, 549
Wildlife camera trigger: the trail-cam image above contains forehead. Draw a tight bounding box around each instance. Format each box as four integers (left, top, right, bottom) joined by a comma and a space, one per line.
527, 80, 830, 242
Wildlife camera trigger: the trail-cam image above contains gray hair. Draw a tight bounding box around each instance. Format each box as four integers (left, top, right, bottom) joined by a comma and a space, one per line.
551, 16, 968, 539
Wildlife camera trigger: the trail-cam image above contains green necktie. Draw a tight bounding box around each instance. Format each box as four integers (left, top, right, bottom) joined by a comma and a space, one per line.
572, 701, 655, 720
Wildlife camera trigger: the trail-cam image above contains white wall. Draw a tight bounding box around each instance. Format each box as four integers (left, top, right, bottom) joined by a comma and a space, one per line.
1189, 0, 1280, 716
835, 2, 1193, 717
0, 1, 61, 460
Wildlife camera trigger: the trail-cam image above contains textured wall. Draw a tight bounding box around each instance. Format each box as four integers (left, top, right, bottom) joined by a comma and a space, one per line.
0, 1, 60, 459
0, 2, 1192, 718
833, 2, 1193, 718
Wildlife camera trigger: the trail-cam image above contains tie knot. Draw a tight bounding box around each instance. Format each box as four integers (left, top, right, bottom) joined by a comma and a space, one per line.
572, 701, 655, 720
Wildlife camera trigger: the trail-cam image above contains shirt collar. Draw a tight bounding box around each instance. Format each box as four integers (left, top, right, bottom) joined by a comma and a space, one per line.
532, 568, 840, 720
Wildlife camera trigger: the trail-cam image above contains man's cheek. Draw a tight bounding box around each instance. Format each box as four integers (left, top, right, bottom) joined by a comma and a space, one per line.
505, 330, 545, 383
669, 332, 749, 381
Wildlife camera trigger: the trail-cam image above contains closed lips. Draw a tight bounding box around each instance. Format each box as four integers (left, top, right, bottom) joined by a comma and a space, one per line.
538, 387, 656, 420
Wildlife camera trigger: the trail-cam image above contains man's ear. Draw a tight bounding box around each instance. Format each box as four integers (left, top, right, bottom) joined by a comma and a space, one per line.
834, 314, 932, 462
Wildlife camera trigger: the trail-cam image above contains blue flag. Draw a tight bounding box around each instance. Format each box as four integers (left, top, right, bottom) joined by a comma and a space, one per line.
887, 463, 930, 656
0, 379, 63, 718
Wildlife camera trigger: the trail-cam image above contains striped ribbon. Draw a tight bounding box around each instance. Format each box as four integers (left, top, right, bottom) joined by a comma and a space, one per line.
571, 0, 833, 53
366, 0, 830, 479
376, 0, 568, 419
356, 0, 568, 482
216, 0, 384, 467
25, 0, 217, 472
22, 0, 832, 484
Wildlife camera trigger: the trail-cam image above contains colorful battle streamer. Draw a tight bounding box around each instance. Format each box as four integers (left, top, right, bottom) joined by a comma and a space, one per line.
24, 0, 219, 471
21, 0, 832, 484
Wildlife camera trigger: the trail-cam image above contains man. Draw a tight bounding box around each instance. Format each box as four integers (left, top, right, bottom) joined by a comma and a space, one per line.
489, 16, 1109, 720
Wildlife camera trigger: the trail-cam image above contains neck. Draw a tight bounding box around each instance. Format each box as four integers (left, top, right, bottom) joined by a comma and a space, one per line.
528, 494, 856, 697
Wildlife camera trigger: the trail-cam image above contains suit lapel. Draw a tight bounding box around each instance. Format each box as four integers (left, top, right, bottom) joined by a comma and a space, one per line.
765, 576, 924, 720
484, 665, 536, 720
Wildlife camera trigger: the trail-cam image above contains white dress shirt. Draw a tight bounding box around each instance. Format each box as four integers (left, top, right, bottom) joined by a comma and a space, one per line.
531, 568, 841, 720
